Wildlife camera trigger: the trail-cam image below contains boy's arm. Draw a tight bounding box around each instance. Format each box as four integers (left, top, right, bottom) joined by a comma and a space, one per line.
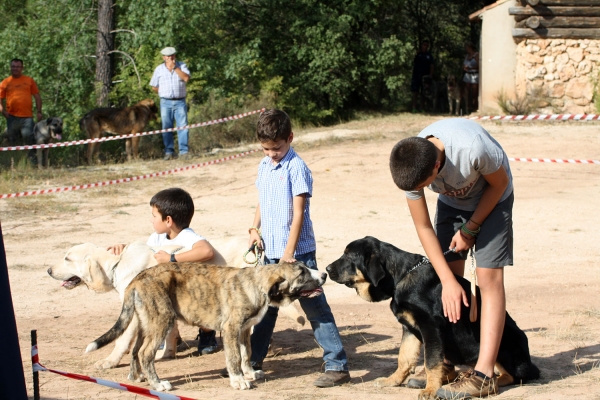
407, 196, 468, 323
450, 165, 509, 250
281, 194, 306, 263
154, 239, 215, 264
249, 203, 263, 249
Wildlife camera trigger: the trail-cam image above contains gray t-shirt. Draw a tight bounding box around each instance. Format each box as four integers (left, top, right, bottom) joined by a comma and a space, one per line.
405, 119, 513, 211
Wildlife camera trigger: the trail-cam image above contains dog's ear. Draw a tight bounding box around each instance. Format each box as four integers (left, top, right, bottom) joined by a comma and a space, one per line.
267, 275, 289, 303
366, 251, 386, 287
46, 118, 52, 124
85, 255, 112, 293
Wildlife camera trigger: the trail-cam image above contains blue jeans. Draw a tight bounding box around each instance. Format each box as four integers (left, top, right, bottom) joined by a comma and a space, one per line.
250, 251, 348, 372
159, 98, 188, 155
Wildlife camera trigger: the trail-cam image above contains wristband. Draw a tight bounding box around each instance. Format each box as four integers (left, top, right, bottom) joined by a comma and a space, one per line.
461, 223, 480, 237
469, 218, 482, 226
248, 226, 261, 236
459, 230, 475, 241
170, 253, 177, 263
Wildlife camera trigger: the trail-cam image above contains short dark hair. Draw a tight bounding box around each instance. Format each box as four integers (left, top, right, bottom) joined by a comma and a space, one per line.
10, 59, 23, 66
389, 137, 437, 191
256, 109, 292, 142
150, 188, 194, 229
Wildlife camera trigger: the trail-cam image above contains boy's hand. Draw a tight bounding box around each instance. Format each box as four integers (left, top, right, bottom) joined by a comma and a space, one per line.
107, 244, 126, 255
153, 250, 171, 263
248, 230, 263, 251
441, 277, 469, 323
279, 252, 296, 263
450, 230, 475, 253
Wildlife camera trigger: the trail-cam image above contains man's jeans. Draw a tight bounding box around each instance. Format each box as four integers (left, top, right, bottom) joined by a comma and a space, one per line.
159, 98, 188, 155
6, 116, 34, 145
250, 251, 348, 372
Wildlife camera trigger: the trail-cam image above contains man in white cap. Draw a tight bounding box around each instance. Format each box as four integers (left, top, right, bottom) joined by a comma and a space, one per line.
150, 47, 191, 160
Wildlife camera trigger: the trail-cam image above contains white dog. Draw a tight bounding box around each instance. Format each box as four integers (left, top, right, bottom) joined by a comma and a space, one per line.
48, 238, 305, 369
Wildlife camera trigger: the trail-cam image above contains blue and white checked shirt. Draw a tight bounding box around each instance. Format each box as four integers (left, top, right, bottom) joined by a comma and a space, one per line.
149, 61, 190, 99
256, 147, 316, 259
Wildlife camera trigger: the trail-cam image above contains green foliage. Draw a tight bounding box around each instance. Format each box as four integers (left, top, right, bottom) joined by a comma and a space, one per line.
0, 0, 487, 167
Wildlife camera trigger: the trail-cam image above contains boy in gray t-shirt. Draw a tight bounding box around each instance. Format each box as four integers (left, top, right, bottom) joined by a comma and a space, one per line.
389, 119, 514, 399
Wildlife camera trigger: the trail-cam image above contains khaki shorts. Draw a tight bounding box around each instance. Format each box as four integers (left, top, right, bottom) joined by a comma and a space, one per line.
434, 192, 514, 269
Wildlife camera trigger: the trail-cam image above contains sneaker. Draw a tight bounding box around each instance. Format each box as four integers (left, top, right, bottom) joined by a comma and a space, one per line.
197, 329, 220, 355
179, 152, 191, 160
163, 153, 173, 160
406, 363, 458, 389
436, 369, 498, 399
219, 362, 262, 378
313, 370, 351, 388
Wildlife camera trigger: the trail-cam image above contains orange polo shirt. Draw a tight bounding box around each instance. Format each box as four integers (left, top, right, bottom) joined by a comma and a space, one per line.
0, 75, 40, 118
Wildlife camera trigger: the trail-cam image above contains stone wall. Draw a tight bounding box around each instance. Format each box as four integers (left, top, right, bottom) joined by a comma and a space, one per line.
515, 39, 599, 114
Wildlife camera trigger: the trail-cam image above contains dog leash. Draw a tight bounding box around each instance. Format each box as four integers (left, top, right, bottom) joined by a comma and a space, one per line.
243, 242, 263, 267
468, 248, 477, 323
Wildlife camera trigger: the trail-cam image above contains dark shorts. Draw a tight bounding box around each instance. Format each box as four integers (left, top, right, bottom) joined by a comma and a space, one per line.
434, 192, 514, 269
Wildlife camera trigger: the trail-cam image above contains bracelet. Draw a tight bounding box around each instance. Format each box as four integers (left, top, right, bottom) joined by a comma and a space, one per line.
248, 226, 262, 236
170, 253, 177, 263
469, 218, 482, 226
459, 230, 475, 241
461, 223, 480, 237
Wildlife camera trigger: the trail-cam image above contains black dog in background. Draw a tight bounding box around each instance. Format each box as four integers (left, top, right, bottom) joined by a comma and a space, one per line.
326, 236, 539, 399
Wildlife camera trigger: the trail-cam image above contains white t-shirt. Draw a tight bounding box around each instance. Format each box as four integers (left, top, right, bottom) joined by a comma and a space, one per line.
146, 228, 205, 249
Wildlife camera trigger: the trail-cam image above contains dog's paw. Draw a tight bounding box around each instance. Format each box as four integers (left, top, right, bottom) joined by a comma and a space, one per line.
374, 376, 402, 387
244, 369, 264, 381
418, 388, 436, 400
127, 372, 145, 383
154, 380, 172, 391
229, 374, 254, 390
95, 358, 118, 370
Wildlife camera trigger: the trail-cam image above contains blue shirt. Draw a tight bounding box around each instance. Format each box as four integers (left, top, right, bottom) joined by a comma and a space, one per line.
256, 146, 316, 259
149, 61, 190, 99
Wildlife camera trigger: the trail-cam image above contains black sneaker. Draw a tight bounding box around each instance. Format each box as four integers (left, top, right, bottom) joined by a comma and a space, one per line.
197, 329, 220, 355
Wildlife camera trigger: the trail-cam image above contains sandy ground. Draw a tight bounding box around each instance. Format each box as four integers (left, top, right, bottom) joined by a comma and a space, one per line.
1, 114, 600, 400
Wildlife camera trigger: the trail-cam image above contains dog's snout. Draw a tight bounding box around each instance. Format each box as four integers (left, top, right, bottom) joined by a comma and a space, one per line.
47, 267, 53, 276
325, 265, 332, 273
320, 272, 327, 282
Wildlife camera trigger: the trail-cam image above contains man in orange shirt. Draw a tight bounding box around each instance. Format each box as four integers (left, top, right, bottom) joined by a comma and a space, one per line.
0, 59, 43, 146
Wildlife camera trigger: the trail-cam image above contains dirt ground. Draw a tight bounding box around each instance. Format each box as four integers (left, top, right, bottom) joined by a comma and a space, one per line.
2, 114, 600, 400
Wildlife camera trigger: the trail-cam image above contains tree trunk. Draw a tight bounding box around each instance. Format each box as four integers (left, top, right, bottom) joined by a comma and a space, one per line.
96, 0, 114, 107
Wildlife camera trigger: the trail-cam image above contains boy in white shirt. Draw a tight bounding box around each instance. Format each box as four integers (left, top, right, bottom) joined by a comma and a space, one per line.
108, 187, 220, 355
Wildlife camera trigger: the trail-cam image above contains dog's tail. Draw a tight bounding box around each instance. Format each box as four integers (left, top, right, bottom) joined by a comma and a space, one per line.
85, 287, 137, 353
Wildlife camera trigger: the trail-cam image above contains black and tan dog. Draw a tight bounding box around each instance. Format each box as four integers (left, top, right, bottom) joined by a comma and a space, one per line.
80, 98, 158, 163
85, 261, 326, 391
326, 236, 539, 399
33, 117, 63, 168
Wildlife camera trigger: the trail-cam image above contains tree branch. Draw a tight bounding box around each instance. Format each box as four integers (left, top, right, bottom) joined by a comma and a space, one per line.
107, 50, 142, 87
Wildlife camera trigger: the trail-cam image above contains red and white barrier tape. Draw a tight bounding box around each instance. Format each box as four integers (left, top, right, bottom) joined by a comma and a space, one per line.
468, 113, 600, 121
1, 152, 597, 200
0, 108, 264, 152
32, 344, 197, 400
509, 157, 600, 164
0, 149, 259, 199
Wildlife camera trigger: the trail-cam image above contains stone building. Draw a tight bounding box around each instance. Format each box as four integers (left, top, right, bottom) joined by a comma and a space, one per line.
470, 0, 600, 114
